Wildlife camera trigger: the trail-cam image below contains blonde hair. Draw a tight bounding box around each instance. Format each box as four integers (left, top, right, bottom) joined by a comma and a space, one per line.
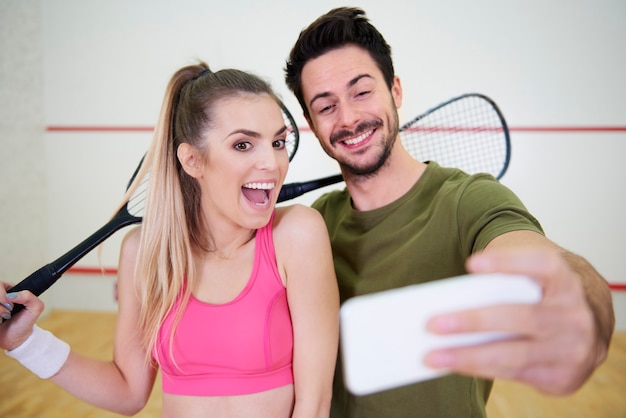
121, 62, 280, 362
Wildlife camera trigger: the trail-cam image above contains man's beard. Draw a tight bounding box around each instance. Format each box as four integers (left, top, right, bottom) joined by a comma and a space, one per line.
330, 111, 400, 179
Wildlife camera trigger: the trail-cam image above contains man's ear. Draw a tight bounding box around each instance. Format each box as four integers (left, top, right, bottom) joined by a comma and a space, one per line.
391, 76, 403, 109
177, 143, 203, 179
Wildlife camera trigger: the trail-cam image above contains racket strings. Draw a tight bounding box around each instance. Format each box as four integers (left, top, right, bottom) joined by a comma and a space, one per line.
127, 174, 149, 218
400, 95, 508, 178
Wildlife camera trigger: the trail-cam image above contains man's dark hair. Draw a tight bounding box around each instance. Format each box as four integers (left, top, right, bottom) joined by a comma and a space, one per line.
284, 7, 395, 118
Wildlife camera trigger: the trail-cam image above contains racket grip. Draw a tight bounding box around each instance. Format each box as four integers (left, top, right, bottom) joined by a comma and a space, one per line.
277, 182, 309, 202
278, 174, 344, 202
6, 264, 58, 316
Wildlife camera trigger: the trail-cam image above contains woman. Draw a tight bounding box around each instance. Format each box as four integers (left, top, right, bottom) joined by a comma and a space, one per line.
1, 62, 339, 417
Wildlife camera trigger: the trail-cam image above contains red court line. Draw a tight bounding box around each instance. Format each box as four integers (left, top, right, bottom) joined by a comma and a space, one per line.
67, 266, 119, 275
46, 126, 154, 132
610, 283, 626, 291
510, 126, 626, 133
403, 127, 505, 133
64, 266, 626, 291
403, 126, 626, 134
45, 125, 626, 133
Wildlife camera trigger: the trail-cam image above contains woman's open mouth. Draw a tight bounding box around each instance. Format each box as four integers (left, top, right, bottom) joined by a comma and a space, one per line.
242, 182, 274, 206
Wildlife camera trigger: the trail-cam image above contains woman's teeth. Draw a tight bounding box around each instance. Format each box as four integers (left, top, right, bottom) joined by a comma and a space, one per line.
242, 182, 275, 205
243, 182, 275, 190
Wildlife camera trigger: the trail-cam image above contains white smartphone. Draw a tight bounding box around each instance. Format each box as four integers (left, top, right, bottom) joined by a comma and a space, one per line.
339, 273, 542, 396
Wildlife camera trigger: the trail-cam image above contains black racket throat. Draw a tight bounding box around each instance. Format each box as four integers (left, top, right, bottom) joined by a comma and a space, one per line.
9, 202, 142, 314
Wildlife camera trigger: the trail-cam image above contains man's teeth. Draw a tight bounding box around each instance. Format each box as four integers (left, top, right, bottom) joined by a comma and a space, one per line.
243, 182, 275, 190
343, 130, 372, 146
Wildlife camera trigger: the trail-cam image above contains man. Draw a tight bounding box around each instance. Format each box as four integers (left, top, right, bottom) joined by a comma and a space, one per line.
284, 7, 614, 418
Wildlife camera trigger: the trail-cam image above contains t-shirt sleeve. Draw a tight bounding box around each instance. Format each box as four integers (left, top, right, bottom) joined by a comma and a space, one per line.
457, 175, 544, 253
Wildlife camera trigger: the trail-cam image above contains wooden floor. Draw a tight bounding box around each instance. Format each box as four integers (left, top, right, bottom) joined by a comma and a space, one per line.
1, 310, 624, 417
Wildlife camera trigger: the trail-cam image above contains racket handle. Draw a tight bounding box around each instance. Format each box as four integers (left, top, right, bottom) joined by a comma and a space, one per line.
278, 174, 344, 202
7, 264, 58, 316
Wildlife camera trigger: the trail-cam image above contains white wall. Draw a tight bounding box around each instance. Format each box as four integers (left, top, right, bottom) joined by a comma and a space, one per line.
0, 0, 49, 306
1, 0, 624, 327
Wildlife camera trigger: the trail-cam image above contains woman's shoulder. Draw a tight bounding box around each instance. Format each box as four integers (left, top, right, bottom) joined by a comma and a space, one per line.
273, 204, 328, 243
274, 204, 324, 227
272, 205, 333, 281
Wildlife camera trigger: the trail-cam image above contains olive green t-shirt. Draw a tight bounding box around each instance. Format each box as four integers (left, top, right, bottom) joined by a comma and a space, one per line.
313, 162, 543, 418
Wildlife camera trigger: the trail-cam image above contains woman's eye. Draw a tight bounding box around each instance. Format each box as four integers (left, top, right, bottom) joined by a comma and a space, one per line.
273, 138, 286, 149
234, 141, 252, 151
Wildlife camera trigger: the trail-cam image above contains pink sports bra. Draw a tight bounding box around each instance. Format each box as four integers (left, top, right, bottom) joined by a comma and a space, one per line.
153, 213, 294, 396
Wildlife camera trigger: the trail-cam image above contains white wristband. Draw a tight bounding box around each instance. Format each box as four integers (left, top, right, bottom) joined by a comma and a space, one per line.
4, 325, 70, 379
